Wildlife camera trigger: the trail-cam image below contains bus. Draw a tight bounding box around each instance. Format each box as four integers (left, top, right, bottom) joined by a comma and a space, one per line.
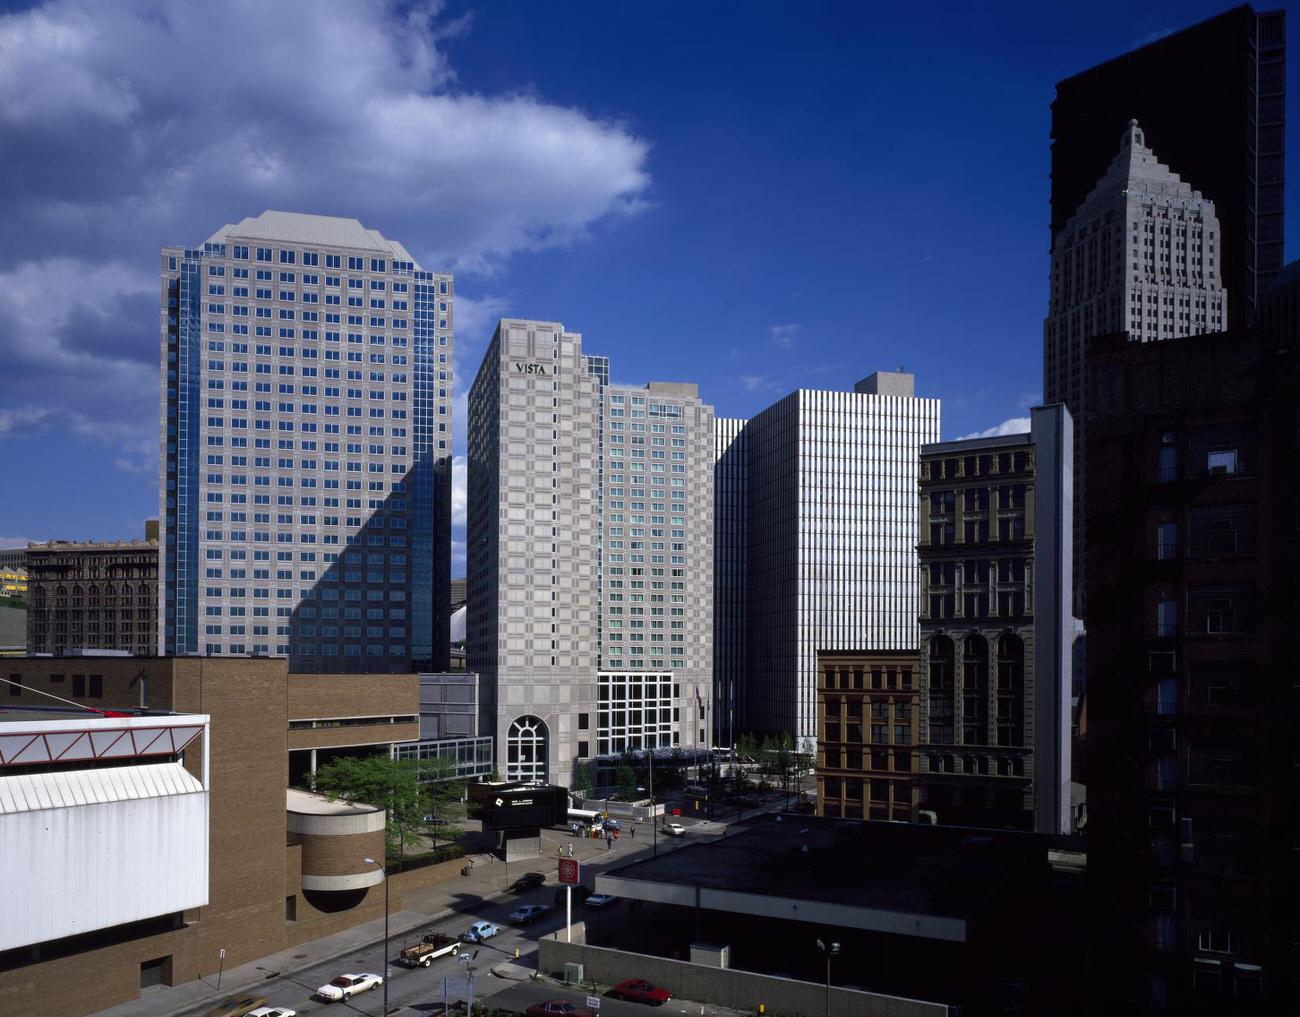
567, 808, 602, 831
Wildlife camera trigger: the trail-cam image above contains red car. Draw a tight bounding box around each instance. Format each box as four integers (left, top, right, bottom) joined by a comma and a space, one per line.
525, 1001, 594, 1017
610, 979, 673, 1006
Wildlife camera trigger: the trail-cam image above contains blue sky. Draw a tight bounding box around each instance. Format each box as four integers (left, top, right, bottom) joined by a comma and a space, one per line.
0, 0, 1295, 577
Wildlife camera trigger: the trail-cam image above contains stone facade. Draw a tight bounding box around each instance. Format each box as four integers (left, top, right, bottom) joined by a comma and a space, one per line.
916, 406, 1074, 834
468, 319, 715, 786
25, 535, 158, 656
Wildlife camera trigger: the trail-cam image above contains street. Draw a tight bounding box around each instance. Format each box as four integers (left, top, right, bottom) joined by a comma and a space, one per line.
173, 799, 776, 1017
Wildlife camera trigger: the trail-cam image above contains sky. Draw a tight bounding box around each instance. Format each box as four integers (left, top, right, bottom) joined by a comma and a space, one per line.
0, 0, 1296, 577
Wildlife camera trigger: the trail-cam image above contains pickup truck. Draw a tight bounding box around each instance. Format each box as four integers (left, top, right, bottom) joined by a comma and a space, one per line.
399, 932, 461, 967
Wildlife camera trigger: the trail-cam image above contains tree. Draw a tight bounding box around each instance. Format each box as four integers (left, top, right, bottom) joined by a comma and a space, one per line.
312, 754, 425, 862
573, 765, 594, 803
418, 756, 467, 849
616, 763, 638, 799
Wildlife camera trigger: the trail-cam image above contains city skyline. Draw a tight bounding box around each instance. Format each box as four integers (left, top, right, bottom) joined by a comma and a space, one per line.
5, 0, 1297, 575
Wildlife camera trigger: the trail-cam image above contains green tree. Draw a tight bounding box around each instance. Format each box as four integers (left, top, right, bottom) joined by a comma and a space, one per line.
573, 765, 594, 803
311, 754, 425, 862
616, 763, 638, 799
417, 756, 467, 849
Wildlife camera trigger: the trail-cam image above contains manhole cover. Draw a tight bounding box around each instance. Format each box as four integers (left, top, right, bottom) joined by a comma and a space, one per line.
294, 954, 307, 959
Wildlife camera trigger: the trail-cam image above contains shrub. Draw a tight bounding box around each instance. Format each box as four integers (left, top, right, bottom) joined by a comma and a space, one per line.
390, 843, 466, 872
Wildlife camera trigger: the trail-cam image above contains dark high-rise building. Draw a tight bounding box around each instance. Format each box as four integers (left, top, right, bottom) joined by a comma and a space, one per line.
1051, 5, 1286, 332
1085, 327, 1298, 1012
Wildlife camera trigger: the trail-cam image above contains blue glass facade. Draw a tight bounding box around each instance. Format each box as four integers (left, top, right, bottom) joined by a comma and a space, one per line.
164, 251, 203, 654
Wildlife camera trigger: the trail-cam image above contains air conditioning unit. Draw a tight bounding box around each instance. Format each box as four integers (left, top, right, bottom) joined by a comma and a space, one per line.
564, 962, 584, 985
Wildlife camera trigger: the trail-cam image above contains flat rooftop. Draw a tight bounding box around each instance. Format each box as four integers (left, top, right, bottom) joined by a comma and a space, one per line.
597, 816, 1045, 942
286, 787, 381, 816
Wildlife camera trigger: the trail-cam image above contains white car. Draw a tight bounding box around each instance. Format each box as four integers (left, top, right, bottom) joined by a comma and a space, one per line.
662, 822, 686, 837
314, 973, 383, 1002
245, 1009, 297, 1017
584, 893, 617, 909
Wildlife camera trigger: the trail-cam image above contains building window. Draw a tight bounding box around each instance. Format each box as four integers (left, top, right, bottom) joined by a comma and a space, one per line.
1155, 520, 1178, 560
962, 635, 988, 744
506, 715, 548, 784
928, 636, 955, 744
995, 634, 1024, 747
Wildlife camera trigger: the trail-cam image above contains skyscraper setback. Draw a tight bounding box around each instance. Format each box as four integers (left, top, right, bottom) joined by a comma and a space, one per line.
160, 211, 453, 671
1050, 4, 1286, 330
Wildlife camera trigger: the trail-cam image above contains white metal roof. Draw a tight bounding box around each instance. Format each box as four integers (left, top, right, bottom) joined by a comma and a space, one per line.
0, 761, 203, 815
207, 210, 420, 265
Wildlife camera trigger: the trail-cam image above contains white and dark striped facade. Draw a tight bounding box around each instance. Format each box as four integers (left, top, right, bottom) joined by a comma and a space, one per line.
714, 373, 939, 749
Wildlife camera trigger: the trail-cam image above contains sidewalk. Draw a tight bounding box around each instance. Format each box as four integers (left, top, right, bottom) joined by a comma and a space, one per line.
90, 826, 689, 1017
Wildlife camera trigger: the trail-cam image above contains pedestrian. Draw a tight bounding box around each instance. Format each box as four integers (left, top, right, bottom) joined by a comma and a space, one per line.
469, 857, 475, 871
567, 842, 574, 858
630, 826, 636, 840
606, 834, 613, 850
613, 828, 619, 841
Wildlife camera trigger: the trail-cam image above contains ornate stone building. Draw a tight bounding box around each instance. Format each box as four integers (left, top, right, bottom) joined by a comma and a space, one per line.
917, 406, 1075, 834
26, 530, 159, 656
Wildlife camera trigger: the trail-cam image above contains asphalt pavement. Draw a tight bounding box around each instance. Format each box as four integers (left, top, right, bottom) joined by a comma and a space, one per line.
90, 789, 792, 1017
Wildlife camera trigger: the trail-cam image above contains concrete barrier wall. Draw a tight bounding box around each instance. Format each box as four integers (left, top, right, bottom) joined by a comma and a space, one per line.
539, 937, 950, 1017
578, 799, 664, 822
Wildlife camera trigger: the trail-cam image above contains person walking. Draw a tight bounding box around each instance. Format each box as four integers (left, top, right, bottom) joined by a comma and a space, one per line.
566, 842, 574, 858
630, 825, 636, 840
606, 834, 613, 851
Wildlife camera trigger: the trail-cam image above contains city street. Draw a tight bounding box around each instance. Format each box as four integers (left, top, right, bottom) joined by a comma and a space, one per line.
169, 805, 769, 1017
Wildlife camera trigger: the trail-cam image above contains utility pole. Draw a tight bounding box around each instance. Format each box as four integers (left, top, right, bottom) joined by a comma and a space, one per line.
648, 744, 658, 857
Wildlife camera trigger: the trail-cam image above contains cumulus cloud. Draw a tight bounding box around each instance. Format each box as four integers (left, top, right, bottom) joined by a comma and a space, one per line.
957, 417, 1031, 440
0, 0, 651, 463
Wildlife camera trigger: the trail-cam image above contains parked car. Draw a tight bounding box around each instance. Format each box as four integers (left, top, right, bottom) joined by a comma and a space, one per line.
662, 822, 685, 837
609, 979, 673, 1006
525, 1001, 595, 1017
507, 903, 552, 925
314, 973, 382, 1002
508, 871, 546, 893
202, 997, 267, 1017
584, 893, 617, 909
461, 921, 502, 943
244, 1009, 297, 1017
399, 931, 460, 967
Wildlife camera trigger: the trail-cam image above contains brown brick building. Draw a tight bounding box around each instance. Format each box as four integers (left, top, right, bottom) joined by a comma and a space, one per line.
26, 528, 159, 656
1086, 328, 1299, 1012
815, 649, 921, 822
0, 657, 419, 1017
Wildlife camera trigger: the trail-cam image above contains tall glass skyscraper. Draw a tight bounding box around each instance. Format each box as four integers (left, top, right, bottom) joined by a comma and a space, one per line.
160, 211, 453, 672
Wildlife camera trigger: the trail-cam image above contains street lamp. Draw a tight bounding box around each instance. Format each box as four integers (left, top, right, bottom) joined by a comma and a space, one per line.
815, 939, 839, 1017
365, 857, 389, 1016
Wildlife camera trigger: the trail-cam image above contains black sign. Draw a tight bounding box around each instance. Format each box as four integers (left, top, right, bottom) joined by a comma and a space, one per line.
470, 782, 568, 831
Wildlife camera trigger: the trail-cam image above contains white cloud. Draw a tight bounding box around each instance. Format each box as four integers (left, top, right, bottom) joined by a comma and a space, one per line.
740, 374, 780, 393
0, 0, 651, 462
451, 455, 467, 527
769, 323, 802, 351
0, 537, 38, 549
957, 417, 1031, 440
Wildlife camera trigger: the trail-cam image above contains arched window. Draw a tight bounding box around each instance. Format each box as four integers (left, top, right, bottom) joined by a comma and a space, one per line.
506, 715, 549, 784
928, 635, 955, 744
962, 634, 988, 745
996, 634, 1024, 747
